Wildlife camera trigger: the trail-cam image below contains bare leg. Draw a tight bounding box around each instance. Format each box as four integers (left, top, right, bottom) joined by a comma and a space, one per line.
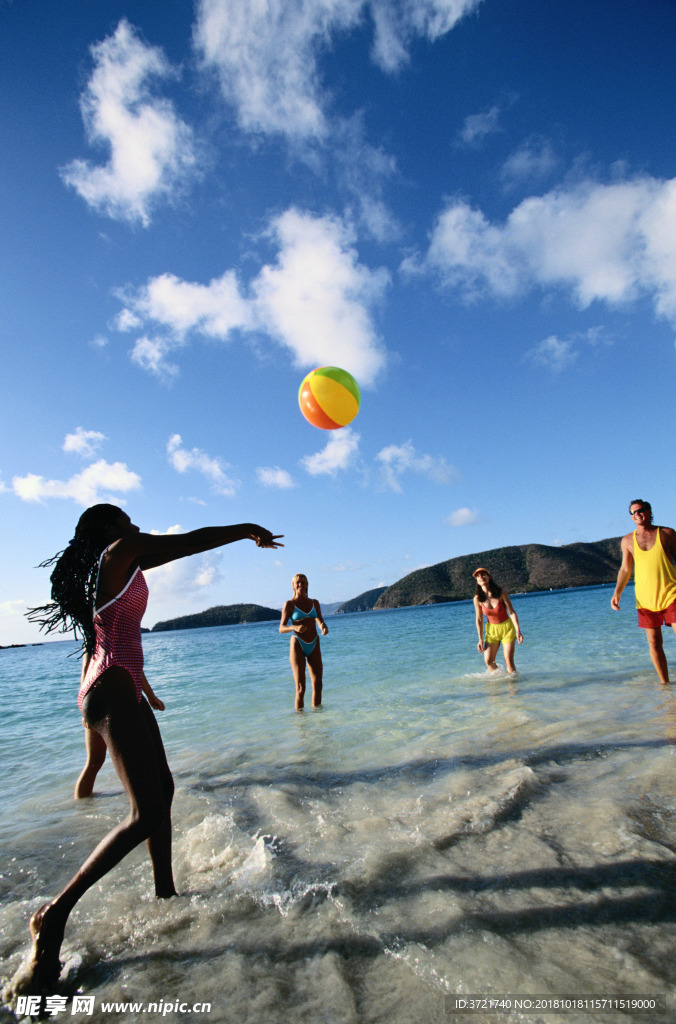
74, 726, 107, 799
503, 641, 517, 674
290, 639, 307, 710
645, 627, 670, 683
18, 669, 175, 994
484, 642, 500, 672
306, 644, 323, 707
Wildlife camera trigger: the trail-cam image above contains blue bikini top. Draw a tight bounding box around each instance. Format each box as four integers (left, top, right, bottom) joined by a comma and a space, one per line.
290, 602, 317, 622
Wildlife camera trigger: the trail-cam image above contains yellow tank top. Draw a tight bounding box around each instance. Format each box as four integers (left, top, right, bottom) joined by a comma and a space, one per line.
633, 528, 676, 611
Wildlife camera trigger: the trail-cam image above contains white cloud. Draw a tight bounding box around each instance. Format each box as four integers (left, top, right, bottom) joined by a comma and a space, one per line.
370, 0, 484, 72
458, 104, 503, 147
501, 137, 558, 187
167, 434, 239, 496
410, 175, 676, 330
61, 19, 197, 225
63, 427, 107, 459
253, 209, 389, 384
122, 269, 252, 380
128, 271, 252, 337
333, 115, 401, 242
194, 0, 482, 139
525, 326, 611, 372
130, 336, 182, 381
116, 308, 143, 332
12, 460, 141, 506
376, 440, 458, 492
300, 427, 360, 476
256, 466, 296, 489
117, 208, 388, 385
0, 599, 27, 618
446, 506, 478, 527
525, 334, 577, 372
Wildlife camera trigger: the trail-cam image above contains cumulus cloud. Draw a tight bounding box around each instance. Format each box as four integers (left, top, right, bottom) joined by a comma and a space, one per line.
446, 506, 479, 527
407, 175, 676, 330
125, 271, 252, 337
194, 0, 482, 139
0, 599, 27, 618
63, 427, 107, 459
369, 0, 484, 73
12, 460, 141, 506
525, 334, 577, 372
525, 326, 611, 372
117, 208, 388, 384
256, 466, 296, 488
253, 209, 389, 383
130, 336, 182, 381
167, 434, 239, 496
458, 104, 503, 147
300, 427, 360, 476
376, 440, 458, 492
61, 20, 197, 225
501, 137, 558, 188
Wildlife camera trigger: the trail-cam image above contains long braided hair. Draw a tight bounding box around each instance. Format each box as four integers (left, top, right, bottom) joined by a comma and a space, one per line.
27, 503, 124, 654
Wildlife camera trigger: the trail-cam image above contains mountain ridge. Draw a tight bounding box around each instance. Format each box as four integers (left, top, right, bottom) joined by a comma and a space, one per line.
147, 536, 623, 631
338, 536, 622, 612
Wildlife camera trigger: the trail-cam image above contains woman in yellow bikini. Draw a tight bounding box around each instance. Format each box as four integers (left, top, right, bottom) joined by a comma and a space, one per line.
280, 573, 328, 710
472, 567, 523, 674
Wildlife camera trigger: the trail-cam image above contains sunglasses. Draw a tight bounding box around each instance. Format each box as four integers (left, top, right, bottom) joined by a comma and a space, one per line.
630, 508, 649, 516
474, 572, 489, 579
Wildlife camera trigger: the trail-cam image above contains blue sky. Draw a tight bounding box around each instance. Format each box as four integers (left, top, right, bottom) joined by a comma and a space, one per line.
2, 0, 676, 644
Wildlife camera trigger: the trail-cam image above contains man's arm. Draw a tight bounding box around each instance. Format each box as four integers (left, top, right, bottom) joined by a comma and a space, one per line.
611, 533, 634, 610
659, 525, 676, 564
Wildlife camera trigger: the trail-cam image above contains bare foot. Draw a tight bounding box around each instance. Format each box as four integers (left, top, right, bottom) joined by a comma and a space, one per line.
20, 902, 65, 993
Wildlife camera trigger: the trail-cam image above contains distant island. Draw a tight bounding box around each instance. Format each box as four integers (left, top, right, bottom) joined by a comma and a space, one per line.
336, 536, 622, 612
145, 536, 623, 633
152, 603, 280, 632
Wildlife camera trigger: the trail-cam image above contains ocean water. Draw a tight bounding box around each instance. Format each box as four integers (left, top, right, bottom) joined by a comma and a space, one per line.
1, 585, 675, 1024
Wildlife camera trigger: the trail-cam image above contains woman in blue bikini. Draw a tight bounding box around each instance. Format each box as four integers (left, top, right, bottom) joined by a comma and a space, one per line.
280, 573, 328, 710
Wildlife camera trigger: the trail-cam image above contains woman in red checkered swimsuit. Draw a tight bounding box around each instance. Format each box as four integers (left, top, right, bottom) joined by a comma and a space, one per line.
14, 504, 282, 997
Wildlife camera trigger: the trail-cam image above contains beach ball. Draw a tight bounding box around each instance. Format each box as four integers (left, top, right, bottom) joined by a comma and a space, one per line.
298, 366, 361, 430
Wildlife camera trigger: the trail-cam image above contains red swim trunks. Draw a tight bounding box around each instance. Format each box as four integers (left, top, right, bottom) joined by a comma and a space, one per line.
637, 598, 676, 629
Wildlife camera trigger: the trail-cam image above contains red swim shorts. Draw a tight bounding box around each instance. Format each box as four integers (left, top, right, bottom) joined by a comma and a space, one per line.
637, 598, 676, 629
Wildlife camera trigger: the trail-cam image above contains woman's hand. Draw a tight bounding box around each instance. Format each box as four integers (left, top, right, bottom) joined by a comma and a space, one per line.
250, 527, 284, 548
477, 639, 484, 652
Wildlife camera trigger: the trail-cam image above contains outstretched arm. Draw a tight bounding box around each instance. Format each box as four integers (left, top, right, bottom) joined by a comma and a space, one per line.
135, 524, 283, 570
97, 524, 282, 606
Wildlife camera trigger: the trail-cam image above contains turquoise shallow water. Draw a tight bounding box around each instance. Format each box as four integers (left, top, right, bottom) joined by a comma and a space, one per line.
1, 585, 675, 1023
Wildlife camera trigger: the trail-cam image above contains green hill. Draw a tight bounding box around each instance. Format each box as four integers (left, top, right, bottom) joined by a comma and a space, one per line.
337, 586, 387, 614
152, 603, 279, 632
334, 538, 622, 612
372, 537, 622, 609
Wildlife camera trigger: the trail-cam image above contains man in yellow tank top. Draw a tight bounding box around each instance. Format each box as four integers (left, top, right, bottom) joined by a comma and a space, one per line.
611, 499, 676, 684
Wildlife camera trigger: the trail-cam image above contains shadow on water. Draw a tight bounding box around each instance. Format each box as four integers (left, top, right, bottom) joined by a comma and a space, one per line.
185, 736, 672, 792
61, 853, 676, 995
